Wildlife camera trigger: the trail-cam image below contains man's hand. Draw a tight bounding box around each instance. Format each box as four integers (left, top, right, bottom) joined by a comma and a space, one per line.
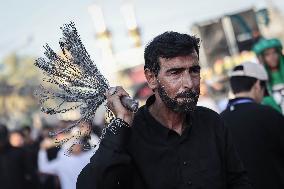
106, 86, 134, 126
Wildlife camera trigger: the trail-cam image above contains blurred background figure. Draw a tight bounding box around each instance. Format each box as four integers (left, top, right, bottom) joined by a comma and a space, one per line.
0, 124, 30, 189
36, 125, 62, 189
197, 81, 220, 113
221, 62, 284, 189
37, 122, 98, 189
253, 38, 284, 114
9, 130, 25, 148
21, 125, 34, 145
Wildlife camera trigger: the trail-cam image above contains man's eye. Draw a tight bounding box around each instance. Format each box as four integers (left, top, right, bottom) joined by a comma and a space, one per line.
190, 66, 201, 74
170, 70, 181, 75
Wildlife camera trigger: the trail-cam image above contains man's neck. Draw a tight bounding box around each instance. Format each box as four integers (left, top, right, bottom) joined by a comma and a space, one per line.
148, 96, 186, 135
234, 92, 254, 100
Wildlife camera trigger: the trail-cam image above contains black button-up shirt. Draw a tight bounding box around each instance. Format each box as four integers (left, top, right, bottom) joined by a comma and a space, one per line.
77, 95, 252, 189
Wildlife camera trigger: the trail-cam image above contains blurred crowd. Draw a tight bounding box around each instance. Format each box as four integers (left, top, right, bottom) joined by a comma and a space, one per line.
1, 33, 284, 189
0, 121, 102, 189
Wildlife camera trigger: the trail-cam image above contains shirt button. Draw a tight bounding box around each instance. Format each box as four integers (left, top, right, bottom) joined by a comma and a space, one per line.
183, 161, 189, 166
187, 180, 192, 185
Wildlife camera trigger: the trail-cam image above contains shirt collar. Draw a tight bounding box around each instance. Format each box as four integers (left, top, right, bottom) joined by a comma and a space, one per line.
227, 97, 255, 105
226, 97, 255, 110
143, 95, 192, 140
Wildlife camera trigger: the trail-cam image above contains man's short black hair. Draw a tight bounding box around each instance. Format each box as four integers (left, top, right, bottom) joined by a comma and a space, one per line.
230, 76, 258, 94
144, 31, 200, 76
230, 65, 266, 94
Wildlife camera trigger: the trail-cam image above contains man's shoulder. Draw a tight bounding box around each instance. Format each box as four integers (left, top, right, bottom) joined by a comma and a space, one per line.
220, 103, 284, 129
195, 106, 220, 119
257, 103, 284, 118
133, 105, 146, 119
194, 106, 223, 128
221, 102, 281, 117
5, 146, 26, 160
132, 105, 149, 130
194, 106, 228, 137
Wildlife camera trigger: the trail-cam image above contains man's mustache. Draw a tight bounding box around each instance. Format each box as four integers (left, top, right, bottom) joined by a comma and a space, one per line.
175, 90, 199, 99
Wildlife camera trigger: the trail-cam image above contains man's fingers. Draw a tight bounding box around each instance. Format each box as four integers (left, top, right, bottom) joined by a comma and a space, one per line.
106, 86, 129, 99
115, 86, 130, 97
105, 86, 134, 124
106, 86, 131, 113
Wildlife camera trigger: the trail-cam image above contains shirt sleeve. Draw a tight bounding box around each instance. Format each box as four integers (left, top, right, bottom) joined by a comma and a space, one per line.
76, 118, 133, 189
38, 149, 60, 175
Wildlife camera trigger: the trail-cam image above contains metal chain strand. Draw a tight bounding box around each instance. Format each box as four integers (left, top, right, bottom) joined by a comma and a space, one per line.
34, 22, 112, 154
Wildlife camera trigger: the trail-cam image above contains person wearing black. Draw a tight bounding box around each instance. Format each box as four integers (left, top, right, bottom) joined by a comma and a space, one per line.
77, 32, 252, 189
220, 62, 284, 189
0, 124, 29, 189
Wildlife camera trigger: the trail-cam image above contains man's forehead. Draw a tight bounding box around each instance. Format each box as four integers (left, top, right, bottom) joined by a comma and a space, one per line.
159, 53, 199, 66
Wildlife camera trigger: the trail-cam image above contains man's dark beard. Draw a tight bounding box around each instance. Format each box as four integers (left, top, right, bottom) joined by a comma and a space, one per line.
157, 84, 199, 113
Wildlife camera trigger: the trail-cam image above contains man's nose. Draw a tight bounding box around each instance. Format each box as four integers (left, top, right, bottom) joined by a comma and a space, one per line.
182, 72, 193, 89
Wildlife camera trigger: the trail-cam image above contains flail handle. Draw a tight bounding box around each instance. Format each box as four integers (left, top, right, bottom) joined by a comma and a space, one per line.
121, 96, 139, 112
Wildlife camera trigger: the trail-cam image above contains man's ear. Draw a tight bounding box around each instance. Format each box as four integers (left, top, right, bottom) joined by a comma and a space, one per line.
253, 79, 265, 103
144, 69, 158, 91
252, 80, 262, 94
254, 80, 261, 90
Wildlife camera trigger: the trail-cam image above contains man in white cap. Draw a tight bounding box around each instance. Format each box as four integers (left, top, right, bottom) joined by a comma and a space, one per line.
220, 62, 284, 189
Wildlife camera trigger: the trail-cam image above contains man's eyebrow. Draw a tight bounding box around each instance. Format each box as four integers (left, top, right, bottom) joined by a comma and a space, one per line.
190, 64, 201, 68
166, 65, 201, 73
166, 67, 185, 72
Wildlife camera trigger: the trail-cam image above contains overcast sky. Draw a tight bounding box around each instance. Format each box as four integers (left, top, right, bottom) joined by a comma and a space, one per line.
1, 0, 284, 60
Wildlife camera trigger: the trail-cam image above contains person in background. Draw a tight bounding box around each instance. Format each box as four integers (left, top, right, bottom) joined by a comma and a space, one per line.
20, 125, 41, 189
21, 125, 34, 145
0, 124, 29, 189
253, 38, 284, 114
220, 62, 284, 189
38, 125, 97, 189
9, 130, 25, 148
36, 125, 62, 189
197, 81, 220, 113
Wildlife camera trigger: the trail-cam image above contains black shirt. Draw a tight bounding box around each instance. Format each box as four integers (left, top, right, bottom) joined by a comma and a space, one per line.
77, 95, 252, 189
0, 144, 28, 189
221, 97, 284, 189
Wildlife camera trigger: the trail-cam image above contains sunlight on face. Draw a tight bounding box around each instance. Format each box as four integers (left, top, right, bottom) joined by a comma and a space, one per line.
156, 53, 200, 112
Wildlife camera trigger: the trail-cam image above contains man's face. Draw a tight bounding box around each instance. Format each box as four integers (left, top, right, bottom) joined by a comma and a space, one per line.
263, 48, 279, 70
9, 132, 24, 147
156, 52, 200, 113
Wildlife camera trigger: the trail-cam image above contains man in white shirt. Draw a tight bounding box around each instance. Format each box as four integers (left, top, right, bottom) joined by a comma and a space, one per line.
38, 135, 98, 189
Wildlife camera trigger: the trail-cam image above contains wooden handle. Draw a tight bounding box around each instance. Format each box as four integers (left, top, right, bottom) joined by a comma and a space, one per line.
121, 96, 139, 112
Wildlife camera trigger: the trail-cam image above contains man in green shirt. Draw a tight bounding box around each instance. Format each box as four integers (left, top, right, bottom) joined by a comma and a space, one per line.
253, 38, 284, 114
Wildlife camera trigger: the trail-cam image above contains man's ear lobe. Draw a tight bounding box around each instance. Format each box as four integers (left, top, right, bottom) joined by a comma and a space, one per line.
144, 69, 158, 90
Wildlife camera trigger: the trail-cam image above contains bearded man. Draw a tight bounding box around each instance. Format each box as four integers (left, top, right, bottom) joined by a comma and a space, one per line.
77, 32, 252, 189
